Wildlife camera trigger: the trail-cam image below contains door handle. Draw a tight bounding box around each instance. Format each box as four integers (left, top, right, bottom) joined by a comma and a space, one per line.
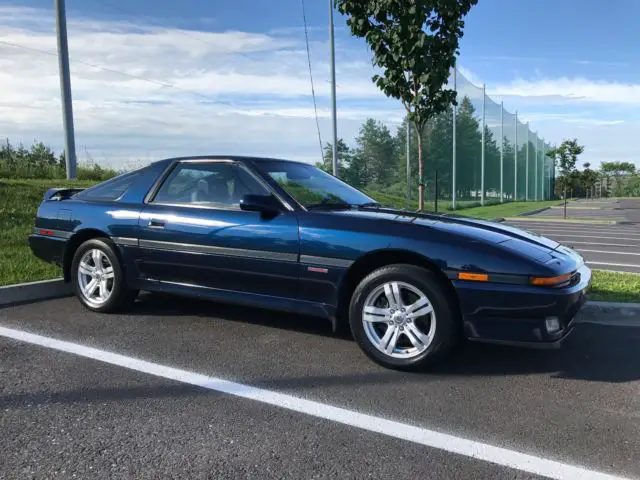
148, 219, 166, 229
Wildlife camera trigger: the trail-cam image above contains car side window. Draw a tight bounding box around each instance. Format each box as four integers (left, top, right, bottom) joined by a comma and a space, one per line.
78, 170, 143, 201
151, 162, 270, 208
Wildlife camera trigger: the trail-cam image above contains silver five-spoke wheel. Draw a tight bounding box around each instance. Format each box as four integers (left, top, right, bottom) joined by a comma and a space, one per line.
77, 248, 115, 307
362, 281, 436, 359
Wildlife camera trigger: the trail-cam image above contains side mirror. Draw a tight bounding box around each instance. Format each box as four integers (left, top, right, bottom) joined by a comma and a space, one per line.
239, 194, 281, 216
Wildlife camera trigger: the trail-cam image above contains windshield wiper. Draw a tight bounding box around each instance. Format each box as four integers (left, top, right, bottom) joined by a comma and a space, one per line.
306, 202, 352, 210
358, 202, 382, 208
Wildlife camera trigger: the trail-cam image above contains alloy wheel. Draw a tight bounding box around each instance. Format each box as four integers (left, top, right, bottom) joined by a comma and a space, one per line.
77, 248, 115, 307
361, 281, 436, 359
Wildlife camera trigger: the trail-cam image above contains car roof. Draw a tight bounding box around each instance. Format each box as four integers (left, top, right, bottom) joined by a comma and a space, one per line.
150, 155, 311, 168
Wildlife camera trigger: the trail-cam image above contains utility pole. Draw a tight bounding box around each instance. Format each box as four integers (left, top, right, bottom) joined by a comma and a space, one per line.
329, 0, 338, 177
54, 0, 77, 180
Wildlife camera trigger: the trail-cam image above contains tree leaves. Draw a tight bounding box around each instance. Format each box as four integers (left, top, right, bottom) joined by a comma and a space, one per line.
547, 139, 585, 194
335, 0, 478, 209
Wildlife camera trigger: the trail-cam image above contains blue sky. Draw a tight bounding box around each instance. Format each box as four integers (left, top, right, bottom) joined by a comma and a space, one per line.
1, 0, 638, 169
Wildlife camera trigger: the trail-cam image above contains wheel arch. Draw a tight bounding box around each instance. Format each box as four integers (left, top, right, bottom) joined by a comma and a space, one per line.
335, 249, 460, 332
63, 229, 113, 282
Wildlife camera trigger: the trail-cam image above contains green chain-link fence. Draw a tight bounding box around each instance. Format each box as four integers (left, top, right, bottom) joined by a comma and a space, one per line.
412, 67, 555, 210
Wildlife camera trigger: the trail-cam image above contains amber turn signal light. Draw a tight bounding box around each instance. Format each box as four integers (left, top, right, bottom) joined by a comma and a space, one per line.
530, 273, 572, 286
458, 272, 489, 282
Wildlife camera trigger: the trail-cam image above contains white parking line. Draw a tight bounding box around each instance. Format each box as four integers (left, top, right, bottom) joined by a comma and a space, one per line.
565, 242, 639, 248
514, 232, 640, 240
0, 326, 626, 480
541, 234, 640, 242
513, 228, 640, 237
510, 223, 640, 233
578, 249, 640, 256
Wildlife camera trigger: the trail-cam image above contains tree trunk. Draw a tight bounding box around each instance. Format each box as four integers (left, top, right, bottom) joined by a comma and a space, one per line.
564, 185, 567, 219
417, 131, 424, 211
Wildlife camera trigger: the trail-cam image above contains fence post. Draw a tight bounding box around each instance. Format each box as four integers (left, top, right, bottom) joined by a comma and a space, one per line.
452, 67, 457, 210
538, 138, 542, 200
435, 170, 439, 213
532, 132, 535, 201
500, 102, 504, 203
535, 136, 539, 201
406, 121, 411, 207
525, 123, 529, 201
514, 111, 518, 201
481, 84, 486, 206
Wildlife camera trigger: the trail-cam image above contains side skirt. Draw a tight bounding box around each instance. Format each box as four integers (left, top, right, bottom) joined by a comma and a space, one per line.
132, 277, 337, 327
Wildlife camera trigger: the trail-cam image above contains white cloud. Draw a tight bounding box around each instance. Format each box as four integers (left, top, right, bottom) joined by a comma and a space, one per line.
0, 5, 400, 167
490, 76, 640, 105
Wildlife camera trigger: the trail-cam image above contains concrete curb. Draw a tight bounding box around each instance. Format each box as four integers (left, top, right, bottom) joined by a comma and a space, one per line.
584, 300, 640, 310
549, 206, 605, 210
0, 278, 73, 307
517, 207, 550, 217
578, 301, 640, 327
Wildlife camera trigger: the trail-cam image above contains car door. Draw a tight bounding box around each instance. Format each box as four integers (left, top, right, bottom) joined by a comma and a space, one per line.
136, 159, 300, 299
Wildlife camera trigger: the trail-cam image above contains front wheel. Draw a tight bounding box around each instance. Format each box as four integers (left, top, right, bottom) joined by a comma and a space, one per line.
71, 237, 137, 313
348, 264, 459, 371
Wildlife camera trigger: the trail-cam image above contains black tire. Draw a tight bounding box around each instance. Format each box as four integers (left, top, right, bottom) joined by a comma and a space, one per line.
71, 237, 138, 313
348, 264, 459, 371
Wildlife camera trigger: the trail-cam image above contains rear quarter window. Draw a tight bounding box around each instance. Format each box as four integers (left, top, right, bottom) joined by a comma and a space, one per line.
77, 170, 144, 202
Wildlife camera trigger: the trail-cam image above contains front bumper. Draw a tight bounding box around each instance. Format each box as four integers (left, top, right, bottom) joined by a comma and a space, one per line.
455, 264, 591, 348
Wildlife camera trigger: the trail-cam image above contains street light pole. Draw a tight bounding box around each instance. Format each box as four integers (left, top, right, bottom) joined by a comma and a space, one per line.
54, 0, 77, 180
329, 0, 338, 177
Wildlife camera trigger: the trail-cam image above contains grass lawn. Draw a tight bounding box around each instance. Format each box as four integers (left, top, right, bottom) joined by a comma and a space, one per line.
589, 271, 640, 303
0, 179, 95, 286
1, 179, 638, 304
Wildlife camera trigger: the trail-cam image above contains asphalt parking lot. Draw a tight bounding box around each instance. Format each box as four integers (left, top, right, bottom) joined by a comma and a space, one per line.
2, 294, 640, 479
506, 199, 640, 274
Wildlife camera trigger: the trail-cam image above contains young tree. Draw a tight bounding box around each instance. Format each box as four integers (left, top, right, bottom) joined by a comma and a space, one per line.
354, 118, 398, 188
455, 96, 481, 199
580, 162, 599, 199
547, 139, 584, 218
317, 139, 352, 177
501, 138, 515, 200
335, 0, 478, 210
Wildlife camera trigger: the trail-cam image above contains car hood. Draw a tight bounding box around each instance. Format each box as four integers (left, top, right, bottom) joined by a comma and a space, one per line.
331, 207, 561, 252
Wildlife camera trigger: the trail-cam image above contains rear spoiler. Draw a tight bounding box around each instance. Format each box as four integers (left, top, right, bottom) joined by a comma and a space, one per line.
43, 187, 86, 202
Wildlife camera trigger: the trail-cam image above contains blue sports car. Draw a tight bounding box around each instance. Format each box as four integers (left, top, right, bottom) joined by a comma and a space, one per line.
28, 156, 591, 370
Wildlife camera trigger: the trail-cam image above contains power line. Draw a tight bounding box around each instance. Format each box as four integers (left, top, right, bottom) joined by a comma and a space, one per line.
301, 0, 324, 162
0, 39, 232, 105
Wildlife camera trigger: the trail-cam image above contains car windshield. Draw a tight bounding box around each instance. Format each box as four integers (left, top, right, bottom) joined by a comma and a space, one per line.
256, 160, 378, 209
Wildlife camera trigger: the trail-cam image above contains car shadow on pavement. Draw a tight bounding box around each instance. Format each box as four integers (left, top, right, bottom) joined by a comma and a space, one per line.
126, 293, 640, 384
129, 292, 340, 338
433, 323, 640, 383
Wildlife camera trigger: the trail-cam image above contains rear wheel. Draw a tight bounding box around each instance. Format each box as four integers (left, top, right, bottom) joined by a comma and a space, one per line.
71, 238, 137, 313
348, 264, 459, 370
